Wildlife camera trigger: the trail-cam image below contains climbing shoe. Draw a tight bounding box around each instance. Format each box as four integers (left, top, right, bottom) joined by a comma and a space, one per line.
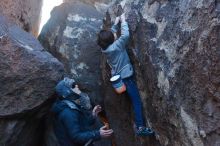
136, 127, 155, 136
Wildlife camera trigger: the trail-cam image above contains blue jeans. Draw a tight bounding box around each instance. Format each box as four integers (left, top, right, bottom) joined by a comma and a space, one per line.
122, 76, 144, 127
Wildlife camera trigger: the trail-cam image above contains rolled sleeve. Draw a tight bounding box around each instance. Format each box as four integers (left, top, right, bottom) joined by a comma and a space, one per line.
113, 22, 130, 50
111, 24, 119, 33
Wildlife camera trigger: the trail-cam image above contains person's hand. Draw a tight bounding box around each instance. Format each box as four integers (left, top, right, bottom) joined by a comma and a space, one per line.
120, 1, 126, 9
71, 85, 81, 95
120, 13, 126, 23
114, 16, 120, 25
92, 105, 102, 117
99, 125, 113, 138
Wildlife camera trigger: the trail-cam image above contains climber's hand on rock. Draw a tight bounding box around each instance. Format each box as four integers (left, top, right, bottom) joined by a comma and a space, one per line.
114, 16, 120, 25
120, 1, 126, 9
99, 125, 113, 138
92, 105, 102, 117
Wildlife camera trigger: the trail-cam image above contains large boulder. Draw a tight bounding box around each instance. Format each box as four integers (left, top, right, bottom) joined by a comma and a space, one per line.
0, 15, 64, 146
0, 0, 43, 36
101, 0, 220, 146
39, 1, 104, 107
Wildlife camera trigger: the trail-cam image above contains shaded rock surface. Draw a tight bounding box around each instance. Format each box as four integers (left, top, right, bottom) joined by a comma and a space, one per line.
0, 15, 64, 146
39, 0, 104, 107
100, 0, 220, 146
0, 0, 43, 36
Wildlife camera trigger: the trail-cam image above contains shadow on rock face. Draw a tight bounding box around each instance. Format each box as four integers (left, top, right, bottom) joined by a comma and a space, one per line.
0, 15, 64, 146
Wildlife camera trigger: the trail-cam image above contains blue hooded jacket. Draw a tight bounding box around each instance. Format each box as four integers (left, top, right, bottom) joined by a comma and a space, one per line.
51, 78, 101, 146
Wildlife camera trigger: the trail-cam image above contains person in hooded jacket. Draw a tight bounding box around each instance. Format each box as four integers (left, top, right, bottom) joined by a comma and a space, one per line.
51, 77, 113, 146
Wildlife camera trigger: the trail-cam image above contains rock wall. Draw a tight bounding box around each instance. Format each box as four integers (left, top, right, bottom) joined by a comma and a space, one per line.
39, 0, 104, 106
99, 0, 220, 146
0, 15, 64, 146
0, 0, 43, 36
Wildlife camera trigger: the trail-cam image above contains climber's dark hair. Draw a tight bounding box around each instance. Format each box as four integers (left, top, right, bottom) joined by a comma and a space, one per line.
97, 29, 114, 50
